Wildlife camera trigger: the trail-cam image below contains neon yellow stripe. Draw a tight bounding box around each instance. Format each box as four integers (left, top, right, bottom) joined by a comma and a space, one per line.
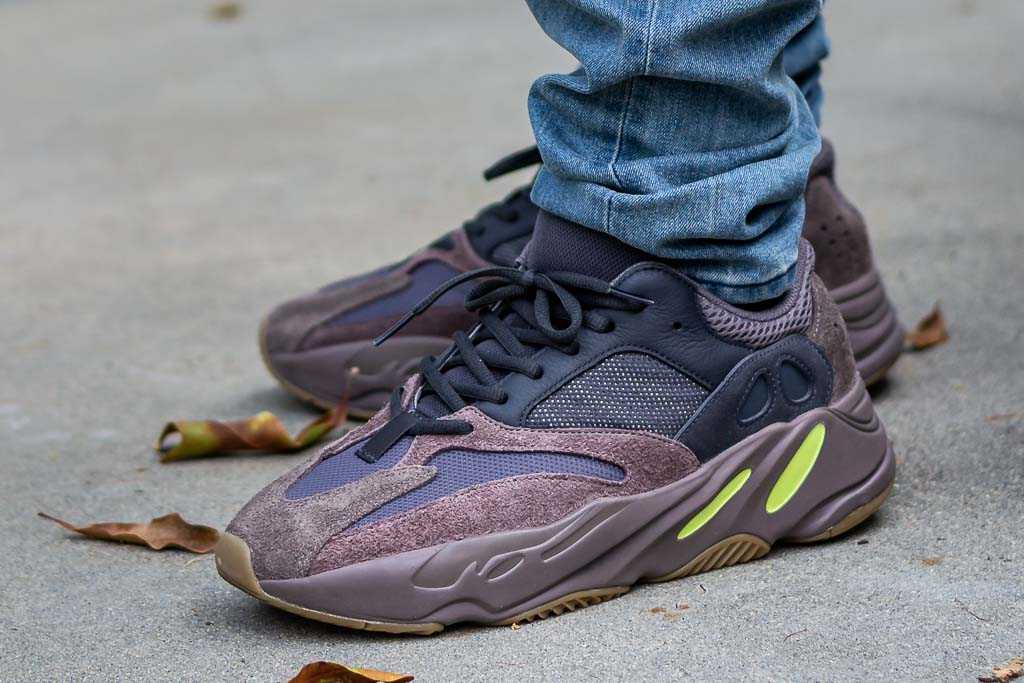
677, 468, 752, 540
766, 423, 826, 514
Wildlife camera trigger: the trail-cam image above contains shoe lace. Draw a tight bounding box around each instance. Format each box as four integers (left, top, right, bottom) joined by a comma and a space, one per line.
461, 146, 542, 238
357, 263, 649, 461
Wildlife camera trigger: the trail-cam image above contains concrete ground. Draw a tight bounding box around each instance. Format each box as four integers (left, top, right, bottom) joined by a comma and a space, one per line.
2, 0, 1022, 680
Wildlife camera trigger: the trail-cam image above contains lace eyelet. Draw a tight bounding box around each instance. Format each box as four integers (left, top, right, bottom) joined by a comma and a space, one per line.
497, 393, 510, 405
531, 367, 545, 380
671, 321, 682, 331
602, 321, 616, 333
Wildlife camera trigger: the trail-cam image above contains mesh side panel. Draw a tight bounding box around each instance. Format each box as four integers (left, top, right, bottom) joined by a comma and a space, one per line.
525, 352, 708, 436
354, 449, 624, 528
285, 437, 413, 500
697, 242, 815, 348
326, 260, 466, 325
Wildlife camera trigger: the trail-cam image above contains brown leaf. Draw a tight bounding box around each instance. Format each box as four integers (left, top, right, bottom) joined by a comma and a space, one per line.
906, 304, 949, 351
38, 512, 219, 553
209, 2, 242, 21
979, 657, 1024, 683
156, 401, 348, 462
288, 661, 413, 683
921, 556, 944, 566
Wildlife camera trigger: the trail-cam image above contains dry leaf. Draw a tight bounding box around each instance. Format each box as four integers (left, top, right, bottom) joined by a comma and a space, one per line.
921, 556, 943, 566
39, 512, 218, 553
156, 402, 347, 462
288, 661, 413, 683
906, 304, 949, 351
979, 657, 1024, 683
209, 2, 242, 21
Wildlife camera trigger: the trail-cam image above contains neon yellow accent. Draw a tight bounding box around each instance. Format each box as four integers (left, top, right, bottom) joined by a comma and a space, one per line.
677, 468, 752, 540
766, 423, 826, 514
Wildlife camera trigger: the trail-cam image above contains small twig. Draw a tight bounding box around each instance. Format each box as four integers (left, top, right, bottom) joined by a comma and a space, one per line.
783, 628, 808, 642
955, 598, 990, 622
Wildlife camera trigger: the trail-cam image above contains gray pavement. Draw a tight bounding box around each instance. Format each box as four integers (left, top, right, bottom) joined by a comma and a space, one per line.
2, 1, 1022, 680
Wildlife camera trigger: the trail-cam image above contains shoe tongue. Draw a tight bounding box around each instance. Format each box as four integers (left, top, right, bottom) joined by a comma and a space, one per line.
525, 210, 652, 281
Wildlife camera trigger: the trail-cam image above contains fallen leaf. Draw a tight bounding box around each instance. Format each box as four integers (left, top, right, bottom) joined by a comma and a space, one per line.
921, 556, 943, 566
906, 304, 949, 351
288, 661, 413, 683
156, 401, 348, 462
38, 512, 218, 553
209, 2, 242, 21
979, 657, 1024, 683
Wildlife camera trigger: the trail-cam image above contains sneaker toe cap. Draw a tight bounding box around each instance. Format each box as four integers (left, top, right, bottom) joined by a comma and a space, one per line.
226, 460, 434, 580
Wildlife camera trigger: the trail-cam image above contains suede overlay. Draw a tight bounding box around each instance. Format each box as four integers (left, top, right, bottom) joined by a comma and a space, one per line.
226, 378, 424, 580
262, 228, 489, 354
301, 306, 475, 349
807, 273, 857, 401
801, 139, 874, 290
310, 407, 700, 574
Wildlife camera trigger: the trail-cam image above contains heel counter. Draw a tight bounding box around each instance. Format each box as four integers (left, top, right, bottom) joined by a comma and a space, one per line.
807, 273, 858, 401
803, 152, 875, 290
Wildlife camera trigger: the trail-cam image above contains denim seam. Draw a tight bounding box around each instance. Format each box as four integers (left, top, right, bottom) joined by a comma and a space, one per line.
605, 0, 658, 235
607, 79, 633, 194
643, 0, 659, 75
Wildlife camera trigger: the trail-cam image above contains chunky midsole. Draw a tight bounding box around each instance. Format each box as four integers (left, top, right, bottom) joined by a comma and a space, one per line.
263, 335, 450, 414
832, 268, 904, 383
257, 378, 893, 626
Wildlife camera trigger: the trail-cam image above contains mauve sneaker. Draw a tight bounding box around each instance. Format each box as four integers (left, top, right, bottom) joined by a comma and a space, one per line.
259, 141, 902, 416
219, 212, 896, 634
803, 139, 904, 385
259, 151, 539, 418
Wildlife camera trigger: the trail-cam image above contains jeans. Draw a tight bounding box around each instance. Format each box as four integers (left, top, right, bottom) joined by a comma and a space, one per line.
525, 0, 827, 303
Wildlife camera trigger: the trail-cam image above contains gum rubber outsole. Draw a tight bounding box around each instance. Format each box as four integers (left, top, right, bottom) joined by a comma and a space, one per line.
216, 481, 891, 635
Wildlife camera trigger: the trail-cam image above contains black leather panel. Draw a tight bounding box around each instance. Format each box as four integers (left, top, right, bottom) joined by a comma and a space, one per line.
676, 334, 833, 462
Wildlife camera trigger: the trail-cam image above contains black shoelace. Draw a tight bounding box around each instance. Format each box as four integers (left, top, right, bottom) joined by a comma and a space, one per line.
461, 146, 543, 239
357, 264, 649, 461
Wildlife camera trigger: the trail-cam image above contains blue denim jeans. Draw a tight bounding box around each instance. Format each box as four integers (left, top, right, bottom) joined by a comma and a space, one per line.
525, 0, 827, 303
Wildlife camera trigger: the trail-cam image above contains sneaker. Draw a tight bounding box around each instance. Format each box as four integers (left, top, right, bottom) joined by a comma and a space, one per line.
803, 140, 904, 385
219, 212, 896, 634
259, 141, 902, 415
258, 151, 539, 417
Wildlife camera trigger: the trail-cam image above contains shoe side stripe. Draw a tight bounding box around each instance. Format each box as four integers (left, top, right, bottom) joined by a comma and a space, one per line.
676, 468, 752, 540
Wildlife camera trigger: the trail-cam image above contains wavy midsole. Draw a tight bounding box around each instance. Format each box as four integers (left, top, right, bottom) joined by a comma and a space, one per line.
261, 378, 893, 625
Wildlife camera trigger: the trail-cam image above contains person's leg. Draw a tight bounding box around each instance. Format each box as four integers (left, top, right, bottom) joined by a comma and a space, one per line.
526, 0, 821, 303
784, 13, 829, 126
